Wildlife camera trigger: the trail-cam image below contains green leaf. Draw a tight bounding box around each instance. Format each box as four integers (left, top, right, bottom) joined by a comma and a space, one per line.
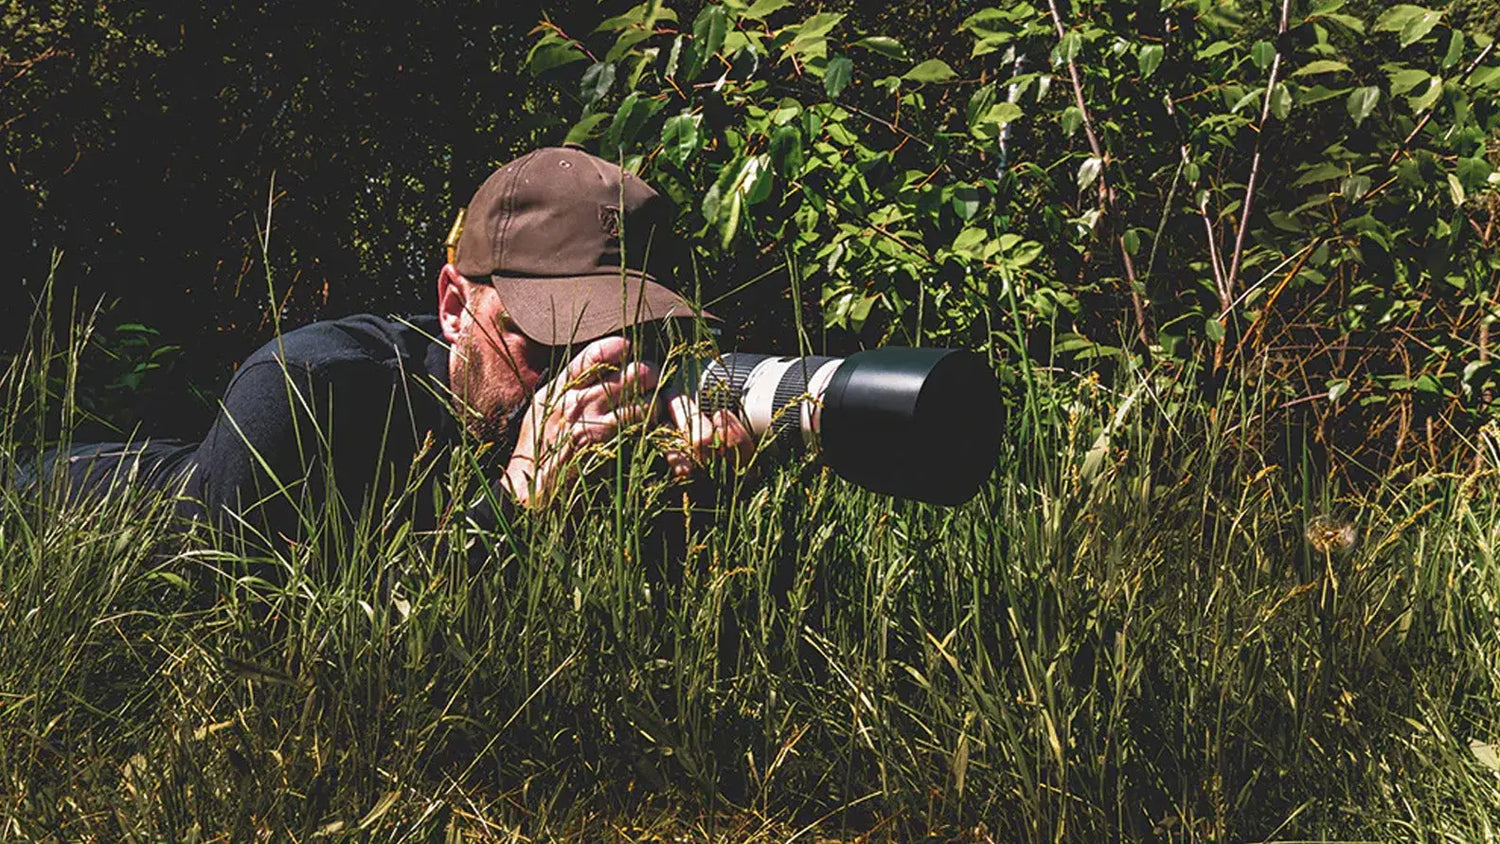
660, 113, 700, 168
744, 155, 774, 205
1293, 161, 1346, 186
1320, 11, 1368, 32
770, 98, 801, 125
769, 125, 804, 177
1472, 66, 1500, 89
594, 4, 643, 32
1374, 4, 1444, 47
1138, 44, 1163, 78
786, 11, 844, 60
1292, 59, 1350, 77
966, 85, 997, 128
1231, 89, 1261, 114
1374, 4, 1430, 32
1346, 86, 1380, 127
722, 30, 755, 59
564, 112, 612, 146
1122, 228, 1140, 255
664, 35, 684, 79
1458, 156, 1493, 190
1444, 30, 1465, 68
693, 5, 729, 65
1061, 106, 1083, 136
580, 62, 616, 107
594, 2, 674, 32
951, 227, 989, 259
904, 58, 957, 83
853, 36, 910, 61
1055, 31, 1082, 65
1297, 83, 1352, 105
719, 189, 743, 249
1197, 41, 1234, 60
1270, 83, 1292, 120
1388, 67, 1429, 96
1320, 12, 1366, 33
971, 32, 1016, 58
795, 11, 844, 40
1328, 379, 1350, 402
824, 55, 853, 97
951, 186, 982, 221
1398, 9, 1443, 46
1408, 76, 1443, 112
1077, 155, 1102, 191
1340, 174, 1370, 202
971, 102, 1022, 140
605, 27, 654, 62
741, 0, 792, 20
1252, 40, 1275, 71
527, 39, 587, 75
603, 91, 663, 156
1447, 172, 1466, 205
701, 181, 723, 223
1204, 317, 1226, 343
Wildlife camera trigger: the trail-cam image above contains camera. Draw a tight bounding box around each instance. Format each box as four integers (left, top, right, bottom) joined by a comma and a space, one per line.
668, 347, 1003, 506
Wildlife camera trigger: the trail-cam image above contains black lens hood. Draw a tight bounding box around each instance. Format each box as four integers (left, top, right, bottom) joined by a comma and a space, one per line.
819, 348, 1003, 506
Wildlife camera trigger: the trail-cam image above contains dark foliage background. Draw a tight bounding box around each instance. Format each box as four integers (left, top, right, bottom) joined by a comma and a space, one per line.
5, 0, 601, 437
6, 0, 1500, 477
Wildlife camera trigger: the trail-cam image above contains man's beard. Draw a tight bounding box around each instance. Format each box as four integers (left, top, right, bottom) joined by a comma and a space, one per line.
454, 334, 516, 442
453, 332, 540, 461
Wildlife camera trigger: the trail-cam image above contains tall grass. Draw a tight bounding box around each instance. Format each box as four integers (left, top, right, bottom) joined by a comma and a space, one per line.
3, 272, 1500, 842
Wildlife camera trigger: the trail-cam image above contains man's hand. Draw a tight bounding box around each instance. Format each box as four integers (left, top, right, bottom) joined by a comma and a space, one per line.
502, 336, 657, 508
663, 394, 755, 481
501, 336, 756, 508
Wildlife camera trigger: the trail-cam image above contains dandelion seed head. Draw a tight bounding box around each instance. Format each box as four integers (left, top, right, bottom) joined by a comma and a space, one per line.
1306, 514, 1358, 554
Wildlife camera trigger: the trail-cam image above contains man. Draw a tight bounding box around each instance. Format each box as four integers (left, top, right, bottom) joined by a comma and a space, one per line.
39, 147, 754, 545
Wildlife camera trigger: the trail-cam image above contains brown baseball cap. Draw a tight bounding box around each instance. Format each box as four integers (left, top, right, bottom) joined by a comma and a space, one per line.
453, 147, 706, 346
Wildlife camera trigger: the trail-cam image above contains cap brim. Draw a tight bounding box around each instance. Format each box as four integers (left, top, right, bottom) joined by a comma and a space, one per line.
490, 271, 716, 347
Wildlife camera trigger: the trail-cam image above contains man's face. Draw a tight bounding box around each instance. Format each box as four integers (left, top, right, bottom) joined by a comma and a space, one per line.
449, 284, 551, 443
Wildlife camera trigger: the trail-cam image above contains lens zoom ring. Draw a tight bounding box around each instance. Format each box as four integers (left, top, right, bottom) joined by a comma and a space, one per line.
769, 356, 837, 443
699, 353, 769, 414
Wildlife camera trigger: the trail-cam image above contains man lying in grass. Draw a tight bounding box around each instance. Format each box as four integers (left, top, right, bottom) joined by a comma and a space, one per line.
36, 147, 753, 546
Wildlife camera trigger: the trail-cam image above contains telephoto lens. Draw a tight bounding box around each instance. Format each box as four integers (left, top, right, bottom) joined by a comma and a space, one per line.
675, 347, 1003, 506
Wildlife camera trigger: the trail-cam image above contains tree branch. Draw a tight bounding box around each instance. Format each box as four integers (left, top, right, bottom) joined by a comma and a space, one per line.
1223, 0, 1292, 309
1045, 0, 1150, 348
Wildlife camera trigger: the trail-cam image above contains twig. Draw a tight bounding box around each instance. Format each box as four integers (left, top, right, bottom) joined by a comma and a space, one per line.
1158, 15, 1229, 302
1237, 238, 1321, 358
1223, 0, 1293, 312
1045, 0, 1150, 347
1044, 1, 1104, 164
0, 46, 60, 91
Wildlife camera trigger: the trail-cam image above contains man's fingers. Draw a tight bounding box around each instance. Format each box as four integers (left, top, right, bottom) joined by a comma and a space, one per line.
665, 396, 757, 477
565, 402, 654, 444
710, 409, 756, 466
664, 448, 696, 479
666, 394, 696, 434
558, 336, 631, 389
542, 340, 659, 417
558, 362, 660, 423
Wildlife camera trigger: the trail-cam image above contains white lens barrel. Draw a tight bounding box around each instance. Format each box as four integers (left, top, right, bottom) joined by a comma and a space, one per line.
698, 353, 843, 448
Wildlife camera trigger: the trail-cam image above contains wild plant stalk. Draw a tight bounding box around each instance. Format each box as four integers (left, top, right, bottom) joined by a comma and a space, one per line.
4, 261, 1500, 841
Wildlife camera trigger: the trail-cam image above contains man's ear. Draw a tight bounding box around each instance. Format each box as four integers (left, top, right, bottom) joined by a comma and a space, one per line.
437, 264, 470, 344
